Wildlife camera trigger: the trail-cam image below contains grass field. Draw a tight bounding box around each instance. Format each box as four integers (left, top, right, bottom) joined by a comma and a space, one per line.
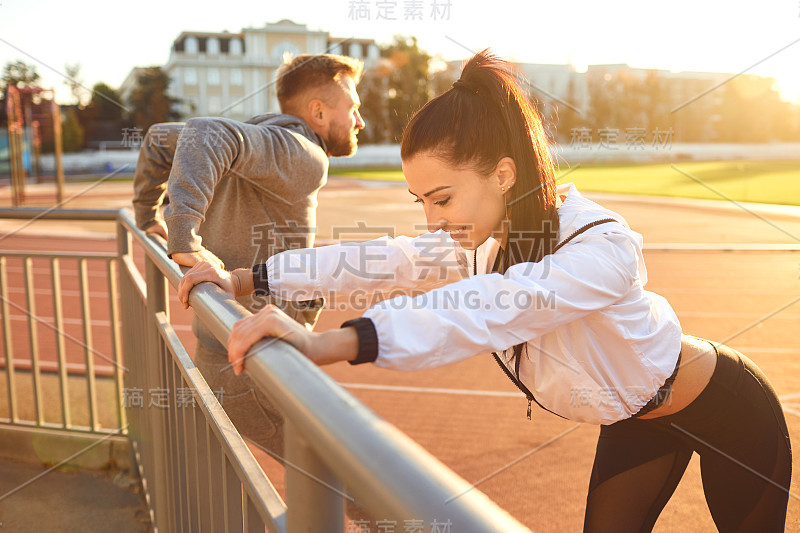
330, 160, 800, 206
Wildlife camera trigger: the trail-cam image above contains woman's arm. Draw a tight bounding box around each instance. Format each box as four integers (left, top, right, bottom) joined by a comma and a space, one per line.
362, 227, 643, 370
177, 229, 470, 309
264, 230, 470, 304
219, 226, 643, 375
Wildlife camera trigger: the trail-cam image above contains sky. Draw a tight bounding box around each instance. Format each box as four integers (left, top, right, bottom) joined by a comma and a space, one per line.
1, 0, 799, 105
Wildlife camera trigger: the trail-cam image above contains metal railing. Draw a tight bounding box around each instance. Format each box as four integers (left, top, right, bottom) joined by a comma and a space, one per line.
1, 207, 531, 532
0, 208, 132, 473
0, 249, 125, 431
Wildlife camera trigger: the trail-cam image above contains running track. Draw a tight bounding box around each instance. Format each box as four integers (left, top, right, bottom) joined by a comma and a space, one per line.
1, 178, 800, 531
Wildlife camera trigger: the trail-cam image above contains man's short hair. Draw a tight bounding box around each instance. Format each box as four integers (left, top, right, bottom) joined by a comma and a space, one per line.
276, 54, 363, 113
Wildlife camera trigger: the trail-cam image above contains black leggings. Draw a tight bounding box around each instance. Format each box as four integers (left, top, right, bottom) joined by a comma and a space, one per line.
584, 341, 792, 532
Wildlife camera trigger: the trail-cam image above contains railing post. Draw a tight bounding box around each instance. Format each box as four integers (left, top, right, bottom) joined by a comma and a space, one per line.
285, 420, 345, 532
114, 220, 131, 433
0, 256, 18, 423
145, 254, 171, 532
78, 258, 99, 431
117, 220, 131, 261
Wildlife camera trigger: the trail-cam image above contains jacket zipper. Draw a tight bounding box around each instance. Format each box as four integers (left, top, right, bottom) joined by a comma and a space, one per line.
475, 248, 559, 420
475, 219, 618, 421
491, 352, 535, 419
491, 351, 569, 420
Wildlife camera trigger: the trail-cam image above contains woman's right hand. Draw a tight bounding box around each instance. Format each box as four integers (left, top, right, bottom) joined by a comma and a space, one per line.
177, 261, 236, 309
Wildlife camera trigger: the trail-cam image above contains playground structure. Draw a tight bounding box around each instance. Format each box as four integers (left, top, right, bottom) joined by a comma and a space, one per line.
3, 85, 65, 206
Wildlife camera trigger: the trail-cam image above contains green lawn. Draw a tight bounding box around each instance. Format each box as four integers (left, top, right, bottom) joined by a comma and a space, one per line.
330, 160, 800, 206
329, 167, 406, 182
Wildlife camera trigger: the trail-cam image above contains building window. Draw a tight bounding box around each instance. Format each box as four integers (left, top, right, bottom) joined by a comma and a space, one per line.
350, 43, 363, 58
231, 68, 243, 86
207, 37, 220, 55
208, 68, 220, 85
367, 44, 380, 60
184, 98, 197, 115
273, 40, 301, 62
230, 38, 243, 55
184, 68, 197, 85
185, 36, 198, 54
328, 41, 343, 55
208, 96, 222, 114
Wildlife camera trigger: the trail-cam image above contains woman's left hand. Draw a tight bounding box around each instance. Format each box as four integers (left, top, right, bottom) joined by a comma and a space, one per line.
227, 305, 359, 374
228, 305, 313, 374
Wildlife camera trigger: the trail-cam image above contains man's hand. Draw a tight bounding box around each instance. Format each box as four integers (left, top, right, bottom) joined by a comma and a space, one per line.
144, 220, 168, 240
177, 261, 236, 309
172, 250, 225, 270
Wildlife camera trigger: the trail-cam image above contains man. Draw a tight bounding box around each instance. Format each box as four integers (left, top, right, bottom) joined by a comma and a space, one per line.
132, 53, 365, 458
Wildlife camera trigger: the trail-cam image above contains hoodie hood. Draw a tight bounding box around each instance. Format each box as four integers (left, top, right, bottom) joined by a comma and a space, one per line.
245, 113, 328, 154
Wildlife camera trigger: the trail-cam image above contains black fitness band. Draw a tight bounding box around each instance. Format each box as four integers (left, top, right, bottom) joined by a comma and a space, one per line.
341, 317, 379, 365
252, 264, 269, 296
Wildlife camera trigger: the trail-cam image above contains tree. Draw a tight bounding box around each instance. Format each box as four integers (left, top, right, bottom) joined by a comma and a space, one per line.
585, 68, 616, 134
356, 59, 393, 144
86, 83, 124, 121
587, 68, 645, 133
429, 55, 459, 97
353, 36, 433, 145
640, 70, 675, 137
385, 36, 432, 143
714, 75, 786, 142
551, 76, 583, 144
81, 82, 125, 143
64, 62, 89, 106
61, 107, 85, 152
127, 67, 181, 132
1, 60, 40, 99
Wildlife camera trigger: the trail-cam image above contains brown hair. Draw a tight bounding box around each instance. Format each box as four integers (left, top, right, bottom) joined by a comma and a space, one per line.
401, 49, 560, 377
275, 54, 363, 113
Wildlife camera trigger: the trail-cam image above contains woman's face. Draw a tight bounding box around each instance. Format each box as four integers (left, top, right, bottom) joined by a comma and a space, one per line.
403, 153, 513, 250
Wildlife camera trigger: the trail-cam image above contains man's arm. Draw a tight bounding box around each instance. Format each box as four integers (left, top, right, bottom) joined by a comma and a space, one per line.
132, 123, 185, 238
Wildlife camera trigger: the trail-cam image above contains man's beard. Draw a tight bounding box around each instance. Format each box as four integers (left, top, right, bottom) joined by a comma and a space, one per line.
326, 122, 358, 157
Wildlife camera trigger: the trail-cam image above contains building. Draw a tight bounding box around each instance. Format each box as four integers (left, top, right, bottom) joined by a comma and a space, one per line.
122, 19, 380, 122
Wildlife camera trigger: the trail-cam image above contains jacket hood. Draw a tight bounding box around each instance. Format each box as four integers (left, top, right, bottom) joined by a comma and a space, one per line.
245, 113, 327, 153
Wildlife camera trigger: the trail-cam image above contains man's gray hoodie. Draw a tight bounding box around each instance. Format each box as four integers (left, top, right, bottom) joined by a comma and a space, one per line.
132, 113, 329, 349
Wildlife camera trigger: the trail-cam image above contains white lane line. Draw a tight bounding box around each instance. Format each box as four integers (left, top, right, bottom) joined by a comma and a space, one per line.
781, 406, 800, 418
648, 288, 796, 295
344, 386, 800, 414
733, 347, 799, 354
678, 312, 800, 319
778, 393, 800, 418
339, 382, 524, 398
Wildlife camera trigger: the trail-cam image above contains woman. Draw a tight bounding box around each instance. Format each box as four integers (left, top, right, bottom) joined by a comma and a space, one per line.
177, 50, 791, 531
